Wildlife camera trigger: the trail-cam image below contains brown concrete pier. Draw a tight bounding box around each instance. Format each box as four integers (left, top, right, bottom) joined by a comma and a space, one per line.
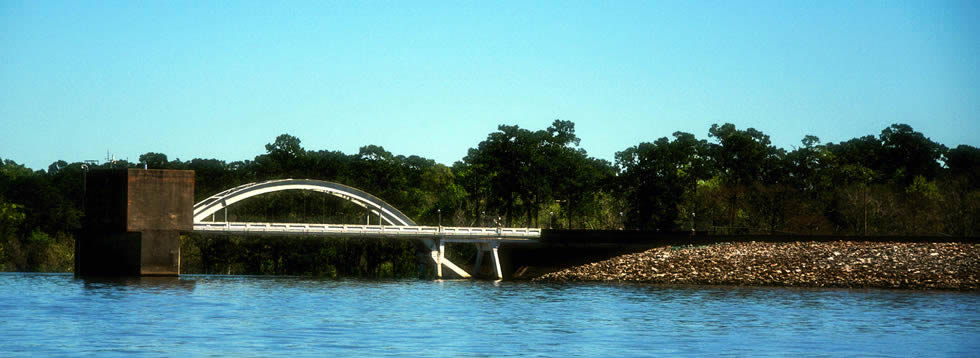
76, 169, 194, 276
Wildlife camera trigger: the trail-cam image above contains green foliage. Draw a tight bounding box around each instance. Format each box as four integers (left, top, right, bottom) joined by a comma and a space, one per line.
945, 145, 980, 189
138, 152, 169, 169
24, 230, 74, 272
1, 121, 977, 274
0, 200, 26, 230
266, 134, 306, 163
460, 120, 612, 228
616, 132, 711, 230
879, 124, 947, 185
0, 200, 26, 271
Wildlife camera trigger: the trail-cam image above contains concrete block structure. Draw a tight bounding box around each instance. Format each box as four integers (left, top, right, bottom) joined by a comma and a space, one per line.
76, 169, 194, 276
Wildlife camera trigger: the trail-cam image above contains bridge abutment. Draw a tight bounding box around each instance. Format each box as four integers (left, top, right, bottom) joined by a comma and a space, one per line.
76, 169, 194, 276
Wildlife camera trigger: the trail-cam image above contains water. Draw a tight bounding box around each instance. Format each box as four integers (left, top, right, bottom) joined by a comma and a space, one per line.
1, 273, 978, 357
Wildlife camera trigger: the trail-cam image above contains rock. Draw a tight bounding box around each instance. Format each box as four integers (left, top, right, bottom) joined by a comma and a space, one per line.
532, 241, 980, 290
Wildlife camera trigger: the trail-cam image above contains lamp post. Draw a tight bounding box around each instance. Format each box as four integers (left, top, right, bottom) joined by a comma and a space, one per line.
438, 208, 442, 227
81, 164, 89, 212
77, 163, 89, 275
619, 211, 624, 230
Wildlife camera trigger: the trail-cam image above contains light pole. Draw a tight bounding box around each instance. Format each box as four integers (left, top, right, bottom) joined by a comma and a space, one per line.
77, 163, 89, 275
80, 164, 89, 217
619, 211, 624, 230
438, 208, 442, 227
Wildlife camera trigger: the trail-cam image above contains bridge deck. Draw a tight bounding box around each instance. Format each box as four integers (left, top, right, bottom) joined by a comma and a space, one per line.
193, 222, 540, 243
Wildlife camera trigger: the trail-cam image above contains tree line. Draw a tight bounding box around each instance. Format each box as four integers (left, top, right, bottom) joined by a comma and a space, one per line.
1, 121, 977, 273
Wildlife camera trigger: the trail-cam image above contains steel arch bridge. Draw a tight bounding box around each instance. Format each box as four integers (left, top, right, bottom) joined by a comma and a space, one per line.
191, 179, 540, 279
193, 179, 416, 225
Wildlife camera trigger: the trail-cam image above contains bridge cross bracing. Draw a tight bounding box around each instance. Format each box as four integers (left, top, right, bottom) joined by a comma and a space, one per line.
192, 179, 541, 279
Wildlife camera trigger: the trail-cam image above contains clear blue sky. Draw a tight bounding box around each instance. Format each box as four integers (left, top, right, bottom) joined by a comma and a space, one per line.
2, 1, 977, 170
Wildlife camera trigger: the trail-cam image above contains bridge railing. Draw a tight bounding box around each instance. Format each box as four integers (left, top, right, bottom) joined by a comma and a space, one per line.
193, 222, 541, 240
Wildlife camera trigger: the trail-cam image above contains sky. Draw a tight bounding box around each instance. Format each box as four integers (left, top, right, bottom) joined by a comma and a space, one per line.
2, 1, 978, 171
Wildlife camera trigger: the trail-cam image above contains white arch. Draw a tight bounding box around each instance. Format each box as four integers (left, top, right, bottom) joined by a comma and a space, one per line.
193, 179, 476, 278
193, 179, 417, 226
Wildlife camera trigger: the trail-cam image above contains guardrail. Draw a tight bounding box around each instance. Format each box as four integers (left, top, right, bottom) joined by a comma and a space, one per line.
193, 222, 541, 240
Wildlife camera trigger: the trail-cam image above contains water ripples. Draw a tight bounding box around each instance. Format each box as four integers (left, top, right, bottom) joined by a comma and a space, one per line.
1, 273, 978, 357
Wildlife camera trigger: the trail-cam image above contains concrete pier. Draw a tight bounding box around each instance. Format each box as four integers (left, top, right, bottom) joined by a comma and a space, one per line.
76, 169, 194, 276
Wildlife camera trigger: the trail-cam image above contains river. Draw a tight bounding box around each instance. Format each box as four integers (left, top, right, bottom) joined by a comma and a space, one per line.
1, 273, 977, 356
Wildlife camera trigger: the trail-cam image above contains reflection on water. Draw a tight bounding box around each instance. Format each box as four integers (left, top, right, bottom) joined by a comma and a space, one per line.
0, 273, 977, 357
80, 276, 197, 294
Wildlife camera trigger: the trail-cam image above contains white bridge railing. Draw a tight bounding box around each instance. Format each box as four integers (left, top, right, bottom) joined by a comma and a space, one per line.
193, 222, 541, 241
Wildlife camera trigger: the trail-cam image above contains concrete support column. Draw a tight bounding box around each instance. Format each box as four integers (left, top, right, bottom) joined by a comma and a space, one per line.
437, 239, 445, 278
491, 241, 503, 280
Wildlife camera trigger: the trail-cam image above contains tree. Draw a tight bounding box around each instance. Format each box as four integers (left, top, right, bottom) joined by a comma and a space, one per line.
941, 145, 980, 236
539, 120, 615, 229
186, 159, 233, 202
546, 119, 581, 147
616, 132, 711, 230
419, 164, 467, 225
945, 145, 980, 189
707, 123, 781, 232
784, 136, 825, 192
827, 135, 884, 180
257, 134, 307, 178
0, 199, 26, 270
3, 119, 980, 274
878, 124, 946, 185
47, 160, 68, 175
461, 124, 532, 226
138, 152, 169, 169
265, 134, 305, 161
350, 145, 433, 219
308, 149, 350, 183
902, 176, 942, 235
459, 120, 609, 228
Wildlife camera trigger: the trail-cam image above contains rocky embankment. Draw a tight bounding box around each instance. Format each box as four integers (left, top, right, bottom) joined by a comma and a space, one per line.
533, 241, 979, 290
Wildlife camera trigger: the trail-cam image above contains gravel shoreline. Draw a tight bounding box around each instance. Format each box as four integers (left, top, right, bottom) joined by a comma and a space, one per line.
533, 241, 979, 290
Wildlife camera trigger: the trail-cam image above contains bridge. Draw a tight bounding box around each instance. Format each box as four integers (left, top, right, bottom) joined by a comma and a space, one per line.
77, 169, 779, 280
191, 179, 541, 279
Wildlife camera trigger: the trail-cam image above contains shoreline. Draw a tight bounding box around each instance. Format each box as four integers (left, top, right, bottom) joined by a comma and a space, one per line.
532, 241, 979, 290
